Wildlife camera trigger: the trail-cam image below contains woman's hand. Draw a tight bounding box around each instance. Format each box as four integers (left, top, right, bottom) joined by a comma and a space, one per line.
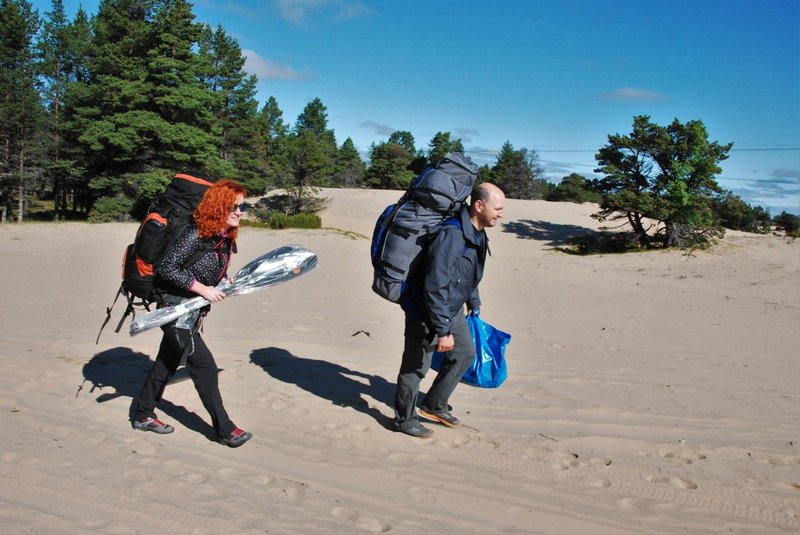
191, 282, 226, 303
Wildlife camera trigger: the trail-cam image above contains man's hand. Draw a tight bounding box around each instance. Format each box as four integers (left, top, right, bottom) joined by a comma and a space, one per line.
436, 334, 455, 352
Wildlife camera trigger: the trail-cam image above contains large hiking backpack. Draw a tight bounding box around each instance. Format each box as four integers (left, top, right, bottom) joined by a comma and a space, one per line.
96, 172, 215, 342
370, 152, 479, 302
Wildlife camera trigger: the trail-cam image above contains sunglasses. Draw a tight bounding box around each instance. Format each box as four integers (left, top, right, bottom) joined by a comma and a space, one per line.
229, 203, 248, 213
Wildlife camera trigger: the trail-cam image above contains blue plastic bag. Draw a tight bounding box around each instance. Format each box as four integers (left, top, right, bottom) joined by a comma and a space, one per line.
431, 312, 510, 388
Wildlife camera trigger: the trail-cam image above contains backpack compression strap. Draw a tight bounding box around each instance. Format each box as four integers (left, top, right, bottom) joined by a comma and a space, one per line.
174, 173, 214, 187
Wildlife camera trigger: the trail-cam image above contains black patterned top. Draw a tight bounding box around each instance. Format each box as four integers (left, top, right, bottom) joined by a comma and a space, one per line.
155, 223, 234, 298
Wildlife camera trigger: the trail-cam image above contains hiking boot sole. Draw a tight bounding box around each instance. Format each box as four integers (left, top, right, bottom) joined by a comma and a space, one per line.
419, 409, 460, 428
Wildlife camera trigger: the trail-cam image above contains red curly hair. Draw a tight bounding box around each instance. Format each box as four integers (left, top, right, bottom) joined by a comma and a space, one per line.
194, 179, 248, 240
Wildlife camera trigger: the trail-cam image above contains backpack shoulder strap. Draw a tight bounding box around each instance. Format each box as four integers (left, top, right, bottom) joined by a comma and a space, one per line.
440, 217, 462, 230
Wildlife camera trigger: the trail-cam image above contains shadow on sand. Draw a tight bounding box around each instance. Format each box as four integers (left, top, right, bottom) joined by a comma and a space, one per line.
80, 346, 218, 441
250, 347, 396, 430
502, 219, 596, 245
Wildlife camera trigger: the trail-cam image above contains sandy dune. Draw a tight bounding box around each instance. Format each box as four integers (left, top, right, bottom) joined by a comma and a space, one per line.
0, 188, 798, 534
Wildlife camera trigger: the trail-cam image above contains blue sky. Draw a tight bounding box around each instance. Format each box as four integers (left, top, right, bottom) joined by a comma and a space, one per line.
33, 0, 800, 214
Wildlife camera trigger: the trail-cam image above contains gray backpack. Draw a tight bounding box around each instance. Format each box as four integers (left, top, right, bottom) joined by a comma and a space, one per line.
370, 152, 479, 302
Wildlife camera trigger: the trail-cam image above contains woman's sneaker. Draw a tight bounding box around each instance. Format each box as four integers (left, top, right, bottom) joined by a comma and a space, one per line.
220, 428, 252, 448
133, 417, 174, 434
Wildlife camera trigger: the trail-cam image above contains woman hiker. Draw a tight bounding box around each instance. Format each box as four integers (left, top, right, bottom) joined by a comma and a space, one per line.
131, 179, 252, 448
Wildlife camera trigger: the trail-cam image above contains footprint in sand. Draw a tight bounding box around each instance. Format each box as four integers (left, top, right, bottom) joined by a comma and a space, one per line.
550, 452, 580, 470
162, 459, 190, 477
126, 439, 159, 456
765, 455, 800, 467
0, 451, 23, 462
647, 474, 698, 490
251, 472, 276, 485
658, 448, 707, 465
183, 472, 209, 484
275, 478, 308, 500
331, 507, 391, 533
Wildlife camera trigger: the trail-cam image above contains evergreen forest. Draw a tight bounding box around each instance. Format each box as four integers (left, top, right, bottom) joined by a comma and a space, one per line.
2, 0, 796, 241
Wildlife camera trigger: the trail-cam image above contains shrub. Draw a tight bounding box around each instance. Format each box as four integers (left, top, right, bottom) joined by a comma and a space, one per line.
243, 209, 321, 230
88, 195, 134, 222
774, 211, 800, 237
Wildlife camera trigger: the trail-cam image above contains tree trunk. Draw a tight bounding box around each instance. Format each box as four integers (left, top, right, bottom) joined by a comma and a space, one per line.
17, 145, 25, 223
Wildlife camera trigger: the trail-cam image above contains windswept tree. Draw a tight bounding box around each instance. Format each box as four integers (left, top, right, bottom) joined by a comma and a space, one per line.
594, 115, 732, 247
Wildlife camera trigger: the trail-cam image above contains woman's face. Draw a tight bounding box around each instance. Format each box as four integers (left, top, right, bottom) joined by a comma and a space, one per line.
226, 194, 245, 229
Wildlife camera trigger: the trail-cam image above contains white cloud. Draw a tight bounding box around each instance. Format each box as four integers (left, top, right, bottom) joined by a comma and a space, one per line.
599, 87, 669, 102
242, 49, 308, 81
275, 0, 370, 26
772, 167, 800, 180
454, 127, 479, 143
360, 120, 395, 137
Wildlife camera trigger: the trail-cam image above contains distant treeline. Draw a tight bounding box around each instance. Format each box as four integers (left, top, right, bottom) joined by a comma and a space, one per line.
1, 1, 795, 239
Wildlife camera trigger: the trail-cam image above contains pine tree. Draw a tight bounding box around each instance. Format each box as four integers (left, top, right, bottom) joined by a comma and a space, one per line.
365, 141, 414, 190
332, 137, 365, 187
147, 0, 225, 176
287, 98, 336, 204
0, 0, 43, 222
255, 96, 291, 189
491, 141, 546, 200
38, 0, 77, 218
197, 23, 263, 192
428, 131, 464, 163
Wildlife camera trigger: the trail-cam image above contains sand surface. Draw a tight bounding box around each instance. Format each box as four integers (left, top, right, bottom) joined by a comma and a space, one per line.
1, 188, 798, 534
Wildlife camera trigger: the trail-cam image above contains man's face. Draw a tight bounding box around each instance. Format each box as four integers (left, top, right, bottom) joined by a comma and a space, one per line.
478, 194, 505, 228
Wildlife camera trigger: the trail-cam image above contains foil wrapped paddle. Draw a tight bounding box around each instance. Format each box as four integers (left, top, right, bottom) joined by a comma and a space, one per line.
129, 245, 317, 336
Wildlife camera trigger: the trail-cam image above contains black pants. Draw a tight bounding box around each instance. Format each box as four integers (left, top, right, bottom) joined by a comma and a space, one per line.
394, 312, 475, 430
133, 321, 235, 438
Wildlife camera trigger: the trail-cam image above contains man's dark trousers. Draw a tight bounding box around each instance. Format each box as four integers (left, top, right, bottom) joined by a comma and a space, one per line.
394, 312, 475, 430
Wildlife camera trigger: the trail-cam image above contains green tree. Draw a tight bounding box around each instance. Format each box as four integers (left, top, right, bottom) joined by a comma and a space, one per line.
294, 97, 337, 168
64, 0, 237, 218
50, 5, 91, 217
365, 141, 415, 190
388, 130, 416, 156
0, 0, 43, 222
594, 115, 732, 248
257, 95, 291, 188
428, 131, 464, 163
774, 211, 800, 236
711, 191, 768, 233
62, 0, 154, 208
288, 98, 335, 199
490, 141, 547, 199
331, 137, 366, 187
547, 172, 602, 204
147, 0, 224, 173
37, 0, 72, 218
197, 23, 262, 192
286, 130, 327, 213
